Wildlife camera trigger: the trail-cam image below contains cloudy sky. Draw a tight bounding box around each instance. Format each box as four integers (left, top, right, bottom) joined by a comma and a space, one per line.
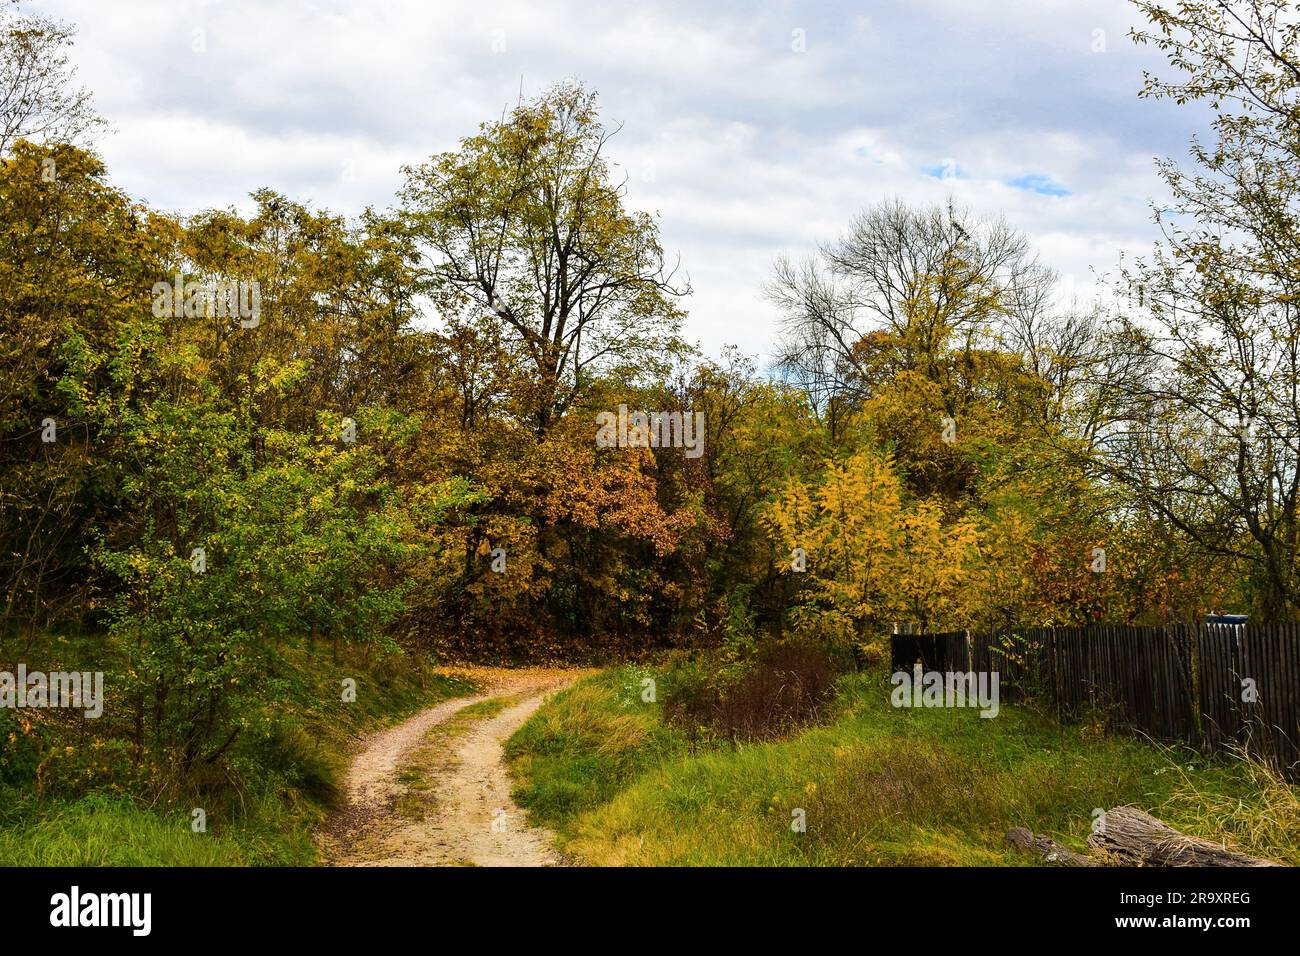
35, 0, 1213, 363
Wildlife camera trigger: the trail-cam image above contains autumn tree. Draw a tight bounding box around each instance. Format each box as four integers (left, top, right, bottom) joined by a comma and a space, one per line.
399, 82, 689, 435
0, 1, 99, 157
1097, 0, 1300, 619
0, 143, 169, 629
763, 443, 979, 646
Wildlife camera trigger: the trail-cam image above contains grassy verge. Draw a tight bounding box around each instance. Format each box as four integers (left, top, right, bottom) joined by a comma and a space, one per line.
0, 631, 478, 865
506, 664, 1300, 866
504, 667, 688, 832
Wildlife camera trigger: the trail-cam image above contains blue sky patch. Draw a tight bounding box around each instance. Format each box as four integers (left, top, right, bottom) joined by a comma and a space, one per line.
1006, 173, 1071, 197
921, 160, 965, 181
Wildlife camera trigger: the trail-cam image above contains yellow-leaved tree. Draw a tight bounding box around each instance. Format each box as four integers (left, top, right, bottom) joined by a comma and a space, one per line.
763, 445, 977, 651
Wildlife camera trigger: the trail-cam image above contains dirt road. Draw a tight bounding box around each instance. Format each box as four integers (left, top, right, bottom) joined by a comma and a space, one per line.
321, 667, 582, 867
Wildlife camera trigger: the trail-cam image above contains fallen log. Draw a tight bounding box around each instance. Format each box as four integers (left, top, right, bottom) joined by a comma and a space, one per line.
1087, 806, 1282, 867
1007, 806, 1284, 867
1005, 827, 1100, 866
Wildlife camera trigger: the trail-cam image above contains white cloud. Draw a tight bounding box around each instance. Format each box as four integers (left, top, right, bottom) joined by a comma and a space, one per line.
35, 0, 1215, 364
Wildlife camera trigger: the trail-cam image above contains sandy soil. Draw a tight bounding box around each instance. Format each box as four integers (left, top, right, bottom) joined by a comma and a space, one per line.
321, 667, 582, 867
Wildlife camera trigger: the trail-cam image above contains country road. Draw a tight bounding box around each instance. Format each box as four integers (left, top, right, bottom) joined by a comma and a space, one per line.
320, 667, 584, 867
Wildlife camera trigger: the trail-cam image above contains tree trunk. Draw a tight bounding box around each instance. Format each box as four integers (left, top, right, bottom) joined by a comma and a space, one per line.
1007, 807, 1282, 867
1005, 827, 1100, 866
1087, 806, 1282, 867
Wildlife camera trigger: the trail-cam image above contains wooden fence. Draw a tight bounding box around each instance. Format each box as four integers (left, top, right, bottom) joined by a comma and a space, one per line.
890, 623, 1300, 779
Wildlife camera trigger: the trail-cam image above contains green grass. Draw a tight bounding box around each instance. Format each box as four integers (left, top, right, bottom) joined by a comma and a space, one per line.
506, 666, 1300, 866
0, 793, 288, 866
504, 666, 688, 831
0, 630, 479, 865
451, 697, 511, 723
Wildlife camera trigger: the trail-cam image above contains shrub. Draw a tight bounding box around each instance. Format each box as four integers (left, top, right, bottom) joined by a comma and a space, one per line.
0, 709, 41, 786
663, 639, 842, 742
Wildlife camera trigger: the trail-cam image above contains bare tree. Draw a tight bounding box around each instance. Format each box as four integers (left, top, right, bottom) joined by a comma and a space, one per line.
1000, 296, 1159, 446
767, 198, 1053, 413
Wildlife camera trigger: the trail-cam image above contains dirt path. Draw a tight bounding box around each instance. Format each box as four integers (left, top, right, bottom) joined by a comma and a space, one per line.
321, 667, 583, 867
